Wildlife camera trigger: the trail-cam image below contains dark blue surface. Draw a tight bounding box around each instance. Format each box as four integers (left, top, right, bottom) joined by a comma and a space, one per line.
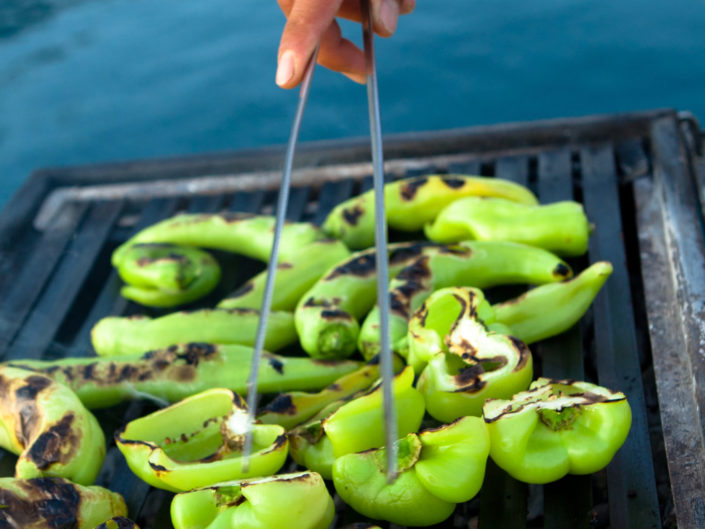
1, 0, 704, 205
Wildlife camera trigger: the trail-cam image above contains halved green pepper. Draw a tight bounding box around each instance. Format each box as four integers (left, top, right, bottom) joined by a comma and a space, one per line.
483, 378, 631, 484
91, 308, 296, 356
425, 196, 590, 256
116, 388, 287, 492
289, 366, 424, 479
415, 288, 534, 422
332, 416, 490, 527
170, 472, 334, 529
6, 343, 361, 409
323, 174, 538, 249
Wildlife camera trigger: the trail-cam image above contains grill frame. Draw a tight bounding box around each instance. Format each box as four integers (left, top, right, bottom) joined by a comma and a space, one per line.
0, 108, 702, 528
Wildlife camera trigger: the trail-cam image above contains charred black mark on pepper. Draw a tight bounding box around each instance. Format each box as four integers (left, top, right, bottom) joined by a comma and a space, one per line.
327, 254, 376, 279
95, 517, 140, 529
453, 365, 487, 392
342, 205, 365, 226
148, 462, 168, 472
399, 177, 428, 201
389, 257, 432, 318
508, 336, 532, 371
441, 177, 466, 189
321, 309, 352, 321
3, 477, 82, 528
388, 242, 436, 264
303, 297, 341, 308
26, 413, 78, 470
267, 356, 284, 375
264, 434, 288, 453
327, 383, 341, 392
230, 281, 255, 298
15, 376, 52, 401
554, 263, 572, 279
260, 394, 297, 415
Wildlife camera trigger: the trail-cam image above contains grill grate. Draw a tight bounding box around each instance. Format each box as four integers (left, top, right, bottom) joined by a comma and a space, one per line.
1, 109, 703, 528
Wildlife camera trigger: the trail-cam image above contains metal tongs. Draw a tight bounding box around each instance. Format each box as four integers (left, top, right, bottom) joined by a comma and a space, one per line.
243, 0, 399, 482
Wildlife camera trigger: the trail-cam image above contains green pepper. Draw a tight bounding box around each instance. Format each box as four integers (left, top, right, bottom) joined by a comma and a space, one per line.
217, 239, 351, 311
94, 517, 140, 529
323, 175, 538, 249
414, 287, 533, 422
358, 241, 572, 359
257, 355, 404, 430
0, 366, 105, 485
295, 241, 436, 359
0, 477, 126, 529
492, 261, 613, 344
425, 196, 591, 256
114, 243, 221, 307
170, 472, 334, 529
484, 378, 631, 484
332, 416, 490, 527
6, 343, 361, 409
289, 366, 424, 479
91, 308, 296, 357
113, 213, 325, 307
116, 388, 287, 492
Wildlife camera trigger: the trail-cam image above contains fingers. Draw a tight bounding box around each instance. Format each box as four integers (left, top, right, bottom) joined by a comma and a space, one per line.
275, 0, 415, 88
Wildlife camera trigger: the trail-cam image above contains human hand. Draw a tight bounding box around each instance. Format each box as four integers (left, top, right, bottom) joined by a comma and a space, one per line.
275, 0, 415, 88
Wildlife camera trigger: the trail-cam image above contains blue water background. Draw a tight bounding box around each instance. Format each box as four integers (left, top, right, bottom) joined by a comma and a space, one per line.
1, 0, 704, 205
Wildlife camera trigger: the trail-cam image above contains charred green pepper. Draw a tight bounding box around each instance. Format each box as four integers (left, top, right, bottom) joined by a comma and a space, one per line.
6, 343, 361, 409
170, 472, 334, 529
114, 243, 221, 307
323, 174, 538, 249
257, 356, 403, 430
0, 366, 105, 485
0, 477, 126, 529
332, 416, 490, 527
358, 241, 571, 359
289, 366, 424, 479
414, 288, 534, 422
483, 378, 631, 484
217, 239, 351, 311
425, 196, 590, 256
116, 388, 287, 492
91, 308, 296, 356
113, 213, 325, 307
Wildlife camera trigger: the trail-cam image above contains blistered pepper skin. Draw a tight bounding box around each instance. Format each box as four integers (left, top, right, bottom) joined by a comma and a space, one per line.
332, 417, 490, 527
218, 239, 351, 311
170, 472, 335, 529
116, 388, 287, 492
483, 378, 632, 484
112, 213, 325, 307
493, 261, 613, 344
414, 288, 534, 422
6, 343, 361, 409
0, 477, 126, 529
323, 174, 539, 249
425, 196, 590, 256
0, 367, 105, 485
94, 517, 141, 529
289, 366, 425, 479
358, 241, 572, 359
114, 243, 221, 307
91, 308, 296, 356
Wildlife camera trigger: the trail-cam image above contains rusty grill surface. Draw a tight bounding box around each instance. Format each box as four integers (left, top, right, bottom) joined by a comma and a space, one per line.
0, 109, 703, 529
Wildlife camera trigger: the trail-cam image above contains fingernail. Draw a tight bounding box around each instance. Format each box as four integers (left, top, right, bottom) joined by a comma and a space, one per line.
276, 50, 295, 87
379, 0, 399, 34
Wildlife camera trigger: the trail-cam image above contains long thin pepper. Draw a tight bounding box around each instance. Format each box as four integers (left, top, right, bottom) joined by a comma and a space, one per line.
361, 0, 398, 482
242, 45, 320, 469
